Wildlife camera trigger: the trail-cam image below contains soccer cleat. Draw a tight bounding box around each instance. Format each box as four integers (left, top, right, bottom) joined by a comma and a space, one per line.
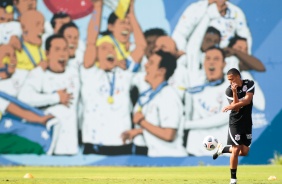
212, 143, 223, 160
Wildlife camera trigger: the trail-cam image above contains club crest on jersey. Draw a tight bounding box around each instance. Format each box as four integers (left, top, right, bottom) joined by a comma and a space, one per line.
246, 134, 252, 139
235, 134, 240, 141
243, 85, 247, 92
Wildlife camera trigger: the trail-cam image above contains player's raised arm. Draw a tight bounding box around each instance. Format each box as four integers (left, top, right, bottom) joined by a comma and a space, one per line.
127, 0, 147, 63
83, 0, 103, 68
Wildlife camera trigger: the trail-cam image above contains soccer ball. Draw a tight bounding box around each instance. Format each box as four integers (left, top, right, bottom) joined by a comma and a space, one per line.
203, 135, 218, 151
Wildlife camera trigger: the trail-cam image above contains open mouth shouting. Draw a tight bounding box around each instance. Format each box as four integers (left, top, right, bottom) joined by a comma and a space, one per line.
58, 58, 67, 68
69, 44, 75, 49
121, 30, 129, 36
106, 54, 115, 62
208, 66, 215, 72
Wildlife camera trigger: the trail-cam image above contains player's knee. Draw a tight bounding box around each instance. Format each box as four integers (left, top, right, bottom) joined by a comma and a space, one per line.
232, 146, 240, 156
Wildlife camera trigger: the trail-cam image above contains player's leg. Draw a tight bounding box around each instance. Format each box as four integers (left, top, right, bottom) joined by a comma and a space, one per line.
239, 132, 252, 156
230, 145, 242, 184
213, 127, 233, 160
239, 145, 249, 156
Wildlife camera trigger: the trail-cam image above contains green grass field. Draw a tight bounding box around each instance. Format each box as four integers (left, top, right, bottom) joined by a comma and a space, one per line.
0, 165, 281, 184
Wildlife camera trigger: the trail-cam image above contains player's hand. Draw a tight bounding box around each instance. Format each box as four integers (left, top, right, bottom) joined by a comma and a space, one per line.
133, 112, 145, 125
222, 104, 235, 112
231, 83, 238, 92
127, 0, 135, 19
9, 36, 22, 51
116, 60, 127, 70
40, 114, 55, 125
215, 0, 227, 16
208, 0, 217, 4
57, 89, 73, 107
121, 129, 141, 144
223, 47, 235, 57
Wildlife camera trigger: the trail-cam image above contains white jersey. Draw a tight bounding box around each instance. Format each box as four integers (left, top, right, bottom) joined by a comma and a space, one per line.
0, 69, 29, 114
168, 55, 191, 100
0, 98, 9, 114
80, 66, 135, 146
172, 0, 252, 53
18, 66, 80, 155
68, 49, 84, 72
136, 85, 187, 157
185, 78, 229, 156
0, 21, 22, 45
0, 69, 29, 97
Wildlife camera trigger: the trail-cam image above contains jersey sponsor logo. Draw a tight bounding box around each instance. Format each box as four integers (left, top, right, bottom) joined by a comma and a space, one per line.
246, 134, 252, 139
243, 85, 247, 92
235, 134, 240, 141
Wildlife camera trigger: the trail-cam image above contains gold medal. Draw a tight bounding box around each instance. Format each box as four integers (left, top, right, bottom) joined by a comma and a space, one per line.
107, 96, 114, 104
137, 106, 142, 112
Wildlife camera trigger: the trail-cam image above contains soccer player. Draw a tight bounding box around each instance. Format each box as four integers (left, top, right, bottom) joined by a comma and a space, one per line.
122, 50, 187, 157
184, 46, 230, 156
213, 68, 255, 184
18, 34, 80, 155
224, 36, 265, 111
98, 0, 147, 71
173, 0, 252, 53
16, 10, 46, 71
58, 22, 83, 71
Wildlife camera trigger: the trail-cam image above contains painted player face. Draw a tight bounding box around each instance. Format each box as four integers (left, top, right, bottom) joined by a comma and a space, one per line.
53, 16, 71, 34
63, 27, 79, 58
145, 54, 165, 84
14, 0, 37, 15
145, 35, 159, 58
201, 33, 221, 52
0, 46, 17, 78
204, 49, 225, 81
108, 17, 132, 44
20, 10, 44, 46
0, 7, 13, 23
47, 38, 69, 73
97, 42, 117, 71
232, 40, 248, 54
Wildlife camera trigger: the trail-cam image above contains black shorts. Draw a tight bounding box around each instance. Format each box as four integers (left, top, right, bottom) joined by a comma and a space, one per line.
227, 126, 252, 146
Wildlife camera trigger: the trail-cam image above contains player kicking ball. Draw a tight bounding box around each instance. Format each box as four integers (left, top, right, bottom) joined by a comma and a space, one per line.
213, 68, 255, 184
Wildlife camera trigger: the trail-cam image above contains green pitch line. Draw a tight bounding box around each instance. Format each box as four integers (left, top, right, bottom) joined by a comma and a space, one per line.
0, 165, 281, 184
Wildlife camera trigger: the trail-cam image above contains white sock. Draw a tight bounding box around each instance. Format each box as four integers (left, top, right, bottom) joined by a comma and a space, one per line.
230, 178, 237, 183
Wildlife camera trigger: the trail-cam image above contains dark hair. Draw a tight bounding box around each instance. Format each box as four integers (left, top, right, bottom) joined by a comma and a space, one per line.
45, 34, 66, 51
227, 68, 241, 77
206, 26, 221, 38
228, 35, 247, 48
155, 50, 177, 80
100, 12, 118, 36
58, 21, 78, 35
50, 12, 70, 29
205, 46, 226, 60
0, 0, 13, 8
144, 28, 167, 38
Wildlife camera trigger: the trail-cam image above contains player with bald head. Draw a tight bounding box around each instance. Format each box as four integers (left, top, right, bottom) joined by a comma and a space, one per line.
16, 10, 46, 71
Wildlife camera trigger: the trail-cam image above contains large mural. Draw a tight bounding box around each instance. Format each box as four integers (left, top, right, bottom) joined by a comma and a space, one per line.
0, 0, 281, 165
